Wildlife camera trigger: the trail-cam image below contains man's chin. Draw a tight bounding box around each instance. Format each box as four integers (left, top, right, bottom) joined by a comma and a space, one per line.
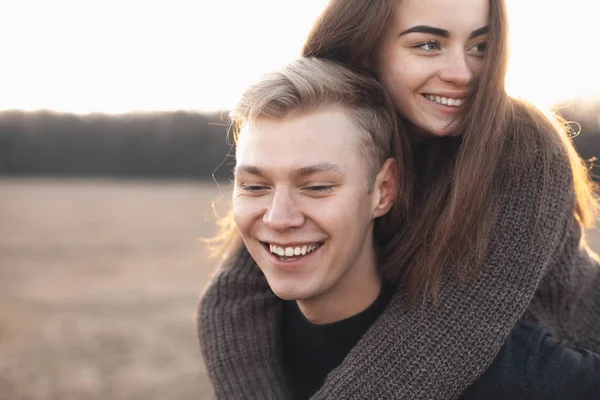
266, 280, 310, 302
270, 288, 302, 301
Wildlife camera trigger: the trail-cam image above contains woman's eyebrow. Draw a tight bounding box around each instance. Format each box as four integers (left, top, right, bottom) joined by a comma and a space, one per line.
398, 25, 489, 39
399, 25, 449, 38
469, 26, 489, 39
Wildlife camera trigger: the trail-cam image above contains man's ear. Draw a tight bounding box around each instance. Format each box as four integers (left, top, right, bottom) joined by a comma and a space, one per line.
372, 158, 398, 218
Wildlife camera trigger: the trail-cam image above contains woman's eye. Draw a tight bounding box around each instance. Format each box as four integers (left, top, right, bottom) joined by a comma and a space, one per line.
469, 41, 487, 55
415, 40, 441, 51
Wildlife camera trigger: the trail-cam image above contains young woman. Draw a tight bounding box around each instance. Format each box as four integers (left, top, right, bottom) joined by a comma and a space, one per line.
198, 0, 600, 398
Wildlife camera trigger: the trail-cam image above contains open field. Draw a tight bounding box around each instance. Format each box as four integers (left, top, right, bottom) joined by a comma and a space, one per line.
0, 178, 599, 400
0, 178, 232, 400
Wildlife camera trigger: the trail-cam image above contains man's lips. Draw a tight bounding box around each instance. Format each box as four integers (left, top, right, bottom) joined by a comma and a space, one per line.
260, 240, 324, 261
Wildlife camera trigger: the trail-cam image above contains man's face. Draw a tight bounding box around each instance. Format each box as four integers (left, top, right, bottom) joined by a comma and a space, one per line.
233, 106, 387, 311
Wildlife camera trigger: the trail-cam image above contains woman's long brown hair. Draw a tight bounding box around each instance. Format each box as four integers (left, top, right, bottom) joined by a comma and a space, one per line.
302, 0, 598, 302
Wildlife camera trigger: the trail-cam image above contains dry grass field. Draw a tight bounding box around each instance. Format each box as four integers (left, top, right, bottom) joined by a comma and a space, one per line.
0, 178, 598, 400
0, 178, 231, 400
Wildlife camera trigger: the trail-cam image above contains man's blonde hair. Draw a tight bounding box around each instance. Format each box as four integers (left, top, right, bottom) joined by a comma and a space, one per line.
231, 57, 399, 187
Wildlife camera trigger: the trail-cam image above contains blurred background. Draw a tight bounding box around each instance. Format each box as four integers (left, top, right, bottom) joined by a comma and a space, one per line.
1, 1, 599, 399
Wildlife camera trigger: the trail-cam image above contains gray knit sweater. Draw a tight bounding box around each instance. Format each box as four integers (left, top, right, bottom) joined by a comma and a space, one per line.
198, 149, 600, 399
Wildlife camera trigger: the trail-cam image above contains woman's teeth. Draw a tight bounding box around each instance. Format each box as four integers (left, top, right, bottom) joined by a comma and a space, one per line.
424, 94, 464, 107
269, 243, 319, 257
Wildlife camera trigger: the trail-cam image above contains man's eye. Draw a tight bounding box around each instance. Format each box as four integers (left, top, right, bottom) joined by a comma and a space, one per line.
304, 185, 334, 194
414, 40, 441, 51
241, 184, 268, 192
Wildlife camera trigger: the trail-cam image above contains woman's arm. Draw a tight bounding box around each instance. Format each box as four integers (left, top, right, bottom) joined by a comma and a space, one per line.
197, 244, 290, 399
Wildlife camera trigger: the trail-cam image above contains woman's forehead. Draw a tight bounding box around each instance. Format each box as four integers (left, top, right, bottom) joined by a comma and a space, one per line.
392, 0, 489, 31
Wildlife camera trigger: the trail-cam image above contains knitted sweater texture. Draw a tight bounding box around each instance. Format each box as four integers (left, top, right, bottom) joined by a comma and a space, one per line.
197, 149, 600, 399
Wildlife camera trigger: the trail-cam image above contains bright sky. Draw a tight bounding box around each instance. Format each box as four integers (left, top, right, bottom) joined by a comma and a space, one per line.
1, 0, 599, 114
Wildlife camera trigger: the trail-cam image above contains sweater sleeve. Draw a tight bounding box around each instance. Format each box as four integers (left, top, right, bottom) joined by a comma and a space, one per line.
197, 244, 290, 399
561, 250, 600, 351
311, 151, 578, 399
527, 217, 600, 352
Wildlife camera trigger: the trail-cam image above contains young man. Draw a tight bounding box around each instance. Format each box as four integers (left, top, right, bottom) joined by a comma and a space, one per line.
230, 58, 403, 398
199, 58, 600, 399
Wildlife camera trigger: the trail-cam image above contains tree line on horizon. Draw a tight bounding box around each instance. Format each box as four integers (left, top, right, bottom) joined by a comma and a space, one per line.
0, 110, 234, 181
0, 99, 598, 182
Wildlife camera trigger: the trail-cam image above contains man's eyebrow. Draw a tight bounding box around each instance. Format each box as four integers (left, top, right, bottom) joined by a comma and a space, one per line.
398, 25, 489, 40
234, 163, 343, 178
295, 162, 343, 178
234, 165, 264, 177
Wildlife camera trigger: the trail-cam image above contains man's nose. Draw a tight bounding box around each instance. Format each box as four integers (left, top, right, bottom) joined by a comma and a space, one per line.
263, 188, 305, 231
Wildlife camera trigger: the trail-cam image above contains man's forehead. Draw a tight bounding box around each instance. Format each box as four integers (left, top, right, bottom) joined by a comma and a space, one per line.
238, 107, 360, 140
237, 113, 363, 153
234, 108, 371, 179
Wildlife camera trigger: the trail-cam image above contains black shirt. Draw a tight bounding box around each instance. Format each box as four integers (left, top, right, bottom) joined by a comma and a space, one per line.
282, 285, 600, 400
282, 281, 396, 400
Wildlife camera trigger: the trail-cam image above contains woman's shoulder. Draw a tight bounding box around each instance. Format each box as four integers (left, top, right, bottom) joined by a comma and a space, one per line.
497, 113, 575, 207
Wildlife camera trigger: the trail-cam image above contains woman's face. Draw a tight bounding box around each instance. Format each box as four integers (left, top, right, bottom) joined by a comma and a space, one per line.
374, 0, 489, 137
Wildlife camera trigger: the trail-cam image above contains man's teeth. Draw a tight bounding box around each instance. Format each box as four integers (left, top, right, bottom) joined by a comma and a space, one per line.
425, 94, 464, 107
269, 243, 319, 257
